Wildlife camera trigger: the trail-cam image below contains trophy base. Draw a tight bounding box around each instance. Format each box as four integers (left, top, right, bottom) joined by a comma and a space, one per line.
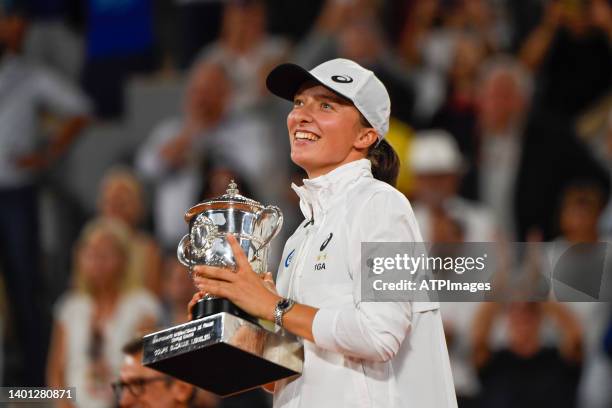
142, 312, 303, 397
191, 297, 255, 325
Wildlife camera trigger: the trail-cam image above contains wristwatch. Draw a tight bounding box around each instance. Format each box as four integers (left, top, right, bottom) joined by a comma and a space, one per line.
273, 298, 296, 327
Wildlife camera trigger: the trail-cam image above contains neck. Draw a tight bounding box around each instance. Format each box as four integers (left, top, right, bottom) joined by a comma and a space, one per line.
304, 154, 367, 180
92, 284, 120, 304
481, 114, 524, 135
565, 230, 598, 243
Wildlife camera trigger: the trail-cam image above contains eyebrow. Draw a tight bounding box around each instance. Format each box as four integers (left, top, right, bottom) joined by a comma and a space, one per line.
295, 91, 352, 105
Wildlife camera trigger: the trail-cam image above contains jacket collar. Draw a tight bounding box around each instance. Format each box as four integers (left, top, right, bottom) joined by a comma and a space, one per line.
291, 159, 373, 221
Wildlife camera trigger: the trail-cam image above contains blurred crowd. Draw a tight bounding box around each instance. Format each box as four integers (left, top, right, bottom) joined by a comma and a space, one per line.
0, 0, 611, 407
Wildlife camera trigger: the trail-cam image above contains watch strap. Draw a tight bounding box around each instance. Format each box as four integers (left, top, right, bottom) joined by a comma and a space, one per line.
274, 298, 295, 327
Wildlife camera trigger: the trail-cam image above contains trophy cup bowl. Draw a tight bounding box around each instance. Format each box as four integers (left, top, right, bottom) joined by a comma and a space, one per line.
142, 181, 303, 396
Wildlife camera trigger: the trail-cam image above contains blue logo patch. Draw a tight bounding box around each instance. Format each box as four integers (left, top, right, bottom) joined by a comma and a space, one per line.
285, 249, 295, 268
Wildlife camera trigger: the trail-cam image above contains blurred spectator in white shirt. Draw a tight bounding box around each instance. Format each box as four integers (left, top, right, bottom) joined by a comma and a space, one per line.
411, 129, 497, 242
136, 61, 280, 250
0, 3, 90, 385
47, 218, 160, 408
23, 0, 84, 81
410, 130, 497, 405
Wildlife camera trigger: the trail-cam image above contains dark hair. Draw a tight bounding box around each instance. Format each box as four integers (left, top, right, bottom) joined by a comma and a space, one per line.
359, 114, 400, 186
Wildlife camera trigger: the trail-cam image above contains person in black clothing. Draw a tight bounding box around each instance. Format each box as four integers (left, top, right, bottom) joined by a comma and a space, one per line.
473, 302, 582, 408
459, 57, 610, 240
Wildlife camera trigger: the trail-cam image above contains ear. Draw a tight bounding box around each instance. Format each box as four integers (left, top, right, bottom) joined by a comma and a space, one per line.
354, 127, 378, 150
171, 380, 194, 404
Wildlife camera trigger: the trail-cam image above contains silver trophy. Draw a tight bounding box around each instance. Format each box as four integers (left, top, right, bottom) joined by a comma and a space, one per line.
142, 181, 303, 396
177, 180, 282, 313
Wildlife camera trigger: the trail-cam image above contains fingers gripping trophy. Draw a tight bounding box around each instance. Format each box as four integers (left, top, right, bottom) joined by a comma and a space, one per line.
141, 181, 304, 396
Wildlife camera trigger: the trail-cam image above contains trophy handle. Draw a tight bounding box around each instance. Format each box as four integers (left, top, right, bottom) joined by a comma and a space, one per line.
254, 205, 284, 251
177, 234, 193, 267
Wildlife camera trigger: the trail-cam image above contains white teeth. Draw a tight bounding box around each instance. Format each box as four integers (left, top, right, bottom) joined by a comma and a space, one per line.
295, 131, 319, 141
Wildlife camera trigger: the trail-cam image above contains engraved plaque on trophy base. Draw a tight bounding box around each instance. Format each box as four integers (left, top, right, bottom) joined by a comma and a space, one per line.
142, 312, 304, 397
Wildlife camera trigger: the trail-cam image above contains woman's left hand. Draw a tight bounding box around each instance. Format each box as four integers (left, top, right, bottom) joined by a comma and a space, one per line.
192, 234, 281, 321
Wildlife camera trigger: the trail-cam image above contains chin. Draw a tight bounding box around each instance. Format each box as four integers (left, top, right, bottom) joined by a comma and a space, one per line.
290, 152, 311, 171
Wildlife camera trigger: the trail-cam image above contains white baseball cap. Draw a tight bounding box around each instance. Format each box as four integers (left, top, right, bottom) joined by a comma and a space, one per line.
411, 130, 465, 174
266, 58, 391, 140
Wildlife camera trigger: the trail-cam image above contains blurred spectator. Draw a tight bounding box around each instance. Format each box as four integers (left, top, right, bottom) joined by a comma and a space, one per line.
338, 17, 416, 124
114, 337, 218, 408
159, 256, 193, 327
410, 131, 497, 405
464, 56, 530, 238
114, 335, 271, 408
136, 61, 230, 250
411, 129, 497, 242
425, 205, 483, 407
398, 0, 504, 67
412, 134, 500, 405
136, 61, 279, 250
396, 0, 507, 124
558, 181, 606, 245
461, 55, 609, 240
80, 0, 157, 118
472, 302, 582, 408
520, 0, 612, 120
292, 0, 416, 124
549, 182, 612, 408
98, 166, 163, 296
47, 218, 160, 407
196, 0, 289, 112
430, 33, 487, 161
0, 2, 91, 385
24, 0, 84, 80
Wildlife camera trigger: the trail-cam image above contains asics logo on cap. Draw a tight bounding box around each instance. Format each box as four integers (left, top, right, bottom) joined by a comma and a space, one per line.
331, 75, 353, 83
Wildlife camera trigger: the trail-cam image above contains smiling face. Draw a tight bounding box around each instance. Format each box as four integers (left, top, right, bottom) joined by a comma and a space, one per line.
287, 83, 377, 178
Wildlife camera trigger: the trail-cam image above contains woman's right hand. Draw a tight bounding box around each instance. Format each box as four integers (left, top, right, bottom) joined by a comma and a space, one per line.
186, 272, 276, 321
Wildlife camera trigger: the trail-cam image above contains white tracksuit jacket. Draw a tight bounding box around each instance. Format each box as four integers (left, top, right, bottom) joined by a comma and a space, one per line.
273, 159, 457, 408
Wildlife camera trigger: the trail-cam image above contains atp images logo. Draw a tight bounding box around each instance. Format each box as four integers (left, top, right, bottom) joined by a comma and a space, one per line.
361, 242, 612, 302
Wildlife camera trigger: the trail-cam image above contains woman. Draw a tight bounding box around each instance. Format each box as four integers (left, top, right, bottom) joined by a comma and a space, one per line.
98, 166, 163, 295
47, 218, 160, 408
191, 58, 457, 407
